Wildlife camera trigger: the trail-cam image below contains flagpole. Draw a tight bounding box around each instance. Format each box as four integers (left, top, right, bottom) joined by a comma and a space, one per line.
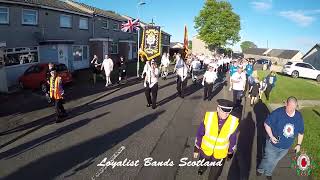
137, 1, 146, 78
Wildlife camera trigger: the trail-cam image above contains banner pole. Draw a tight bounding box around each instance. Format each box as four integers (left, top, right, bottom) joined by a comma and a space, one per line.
137, 29, 140, 77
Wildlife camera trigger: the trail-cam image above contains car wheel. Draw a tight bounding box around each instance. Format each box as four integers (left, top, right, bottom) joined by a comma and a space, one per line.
292, 71, 299, 78
40, 82, 47, 93
317, 75, 320, 82
19, 81, 25, 89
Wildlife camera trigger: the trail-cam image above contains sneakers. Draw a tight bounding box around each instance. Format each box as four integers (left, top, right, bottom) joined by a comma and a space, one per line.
256, 171, 262, 176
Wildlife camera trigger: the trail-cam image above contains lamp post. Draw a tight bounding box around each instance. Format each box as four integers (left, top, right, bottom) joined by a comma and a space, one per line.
136, 1, 146, 77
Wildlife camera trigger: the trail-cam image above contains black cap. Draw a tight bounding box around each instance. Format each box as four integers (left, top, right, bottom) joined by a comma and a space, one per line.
217, 99, 234, 113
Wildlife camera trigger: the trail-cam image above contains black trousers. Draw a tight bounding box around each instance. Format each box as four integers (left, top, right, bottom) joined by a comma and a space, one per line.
265, 85, 273, 100
55, 99, 66, 118
176, 76, 187, 98
204, 82, 213, 100
233, 90, 243, 107
145, 83, 158, 108
198, 158, 226, 180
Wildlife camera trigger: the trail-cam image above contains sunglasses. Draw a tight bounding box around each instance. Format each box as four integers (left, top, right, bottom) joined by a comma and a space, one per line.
219, 107, 232, 113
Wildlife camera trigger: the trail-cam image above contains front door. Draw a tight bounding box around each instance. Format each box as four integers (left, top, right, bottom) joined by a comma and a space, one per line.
103, 41, 108, 58
128, 43, 133, 60
58, 45, 69, 68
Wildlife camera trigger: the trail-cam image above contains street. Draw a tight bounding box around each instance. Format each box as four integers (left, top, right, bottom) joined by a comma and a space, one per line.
0, 73, 307, 180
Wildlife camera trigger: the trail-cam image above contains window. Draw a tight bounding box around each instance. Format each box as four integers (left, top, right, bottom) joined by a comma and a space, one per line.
112, 22, 119, 30
110, 42, 118, 54
4, 47, 39, 66
0, 7, 9, 24
304, 64, 314, 69
295, 63, 305, 68
79, 17, 88, 30
60, 14, 72, 28
102, 20, 109, 29
72, 45, 88, 61
22, 9, 37, 25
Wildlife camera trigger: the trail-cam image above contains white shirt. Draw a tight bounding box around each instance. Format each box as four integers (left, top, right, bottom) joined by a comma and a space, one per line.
204, 58, 211, 65
102, 58, 113, 75
231, 72, 246, 91
161, 55, 170, 67
143, 63, 159, 88
175, 58, 188, 81
203, 70, 218, 83
191, 60, 201, 70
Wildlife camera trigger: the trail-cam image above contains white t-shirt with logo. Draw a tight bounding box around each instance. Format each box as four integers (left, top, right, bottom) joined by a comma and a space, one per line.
231, 72, 246, 91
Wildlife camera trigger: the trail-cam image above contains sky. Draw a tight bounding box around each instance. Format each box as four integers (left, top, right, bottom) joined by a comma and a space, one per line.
77, 0, 320, 54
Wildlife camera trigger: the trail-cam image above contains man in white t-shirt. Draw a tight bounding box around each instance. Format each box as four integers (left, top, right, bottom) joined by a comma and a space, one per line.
231, 67, 246, 107
202, 63, 218, 101
174, 54, 189, 98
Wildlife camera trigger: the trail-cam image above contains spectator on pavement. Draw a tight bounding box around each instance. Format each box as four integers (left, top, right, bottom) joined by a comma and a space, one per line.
101, 55, 114, 87
90, 55, 101, 85
231, 66, 246, 108
118, 56, 127, 84
257, 96, 304, 180
142, 59, 159, 109
265, 71, 277, 101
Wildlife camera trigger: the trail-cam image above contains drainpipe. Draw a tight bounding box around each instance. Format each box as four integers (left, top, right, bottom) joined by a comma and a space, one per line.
92, 15, 95, 38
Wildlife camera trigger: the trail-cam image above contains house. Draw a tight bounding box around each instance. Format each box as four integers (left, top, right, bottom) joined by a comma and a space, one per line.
0, 0, 93, 90
302, 44, 320, 70
243, 48, 303, 65
67, 1, 136, 62
191, 35, 212, 55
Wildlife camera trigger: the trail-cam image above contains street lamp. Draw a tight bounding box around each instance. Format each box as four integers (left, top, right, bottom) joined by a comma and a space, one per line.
136, 0, 146, 77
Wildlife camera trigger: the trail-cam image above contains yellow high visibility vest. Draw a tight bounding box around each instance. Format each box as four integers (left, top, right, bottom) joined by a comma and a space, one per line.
200, 112, 239, 159
50, 76, 63, 100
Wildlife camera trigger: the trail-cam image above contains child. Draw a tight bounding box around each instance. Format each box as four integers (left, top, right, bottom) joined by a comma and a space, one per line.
259, 78, 268, 99
249, 77, 261, 106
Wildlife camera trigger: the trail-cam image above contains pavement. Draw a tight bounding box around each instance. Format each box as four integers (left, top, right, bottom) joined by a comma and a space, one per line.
0, 70, 313, 180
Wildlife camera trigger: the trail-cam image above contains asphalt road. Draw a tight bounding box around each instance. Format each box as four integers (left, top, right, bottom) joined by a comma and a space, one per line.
0, 72, 308, 180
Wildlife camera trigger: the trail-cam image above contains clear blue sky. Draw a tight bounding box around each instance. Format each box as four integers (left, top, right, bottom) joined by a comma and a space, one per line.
77, 0, 320, 53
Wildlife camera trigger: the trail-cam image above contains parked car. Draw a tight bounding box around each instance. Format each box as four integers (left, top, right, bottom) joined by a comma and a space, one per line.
254, 59, 271, 70
19, 63, 73, 91
282, 61, 320, 82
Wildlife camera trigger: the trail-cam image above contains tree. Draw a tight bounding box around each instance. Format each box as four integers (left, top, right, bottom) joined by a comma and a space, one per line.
194, 0, 241, 52
188, 40, 192, 50
240, 41, 257, 52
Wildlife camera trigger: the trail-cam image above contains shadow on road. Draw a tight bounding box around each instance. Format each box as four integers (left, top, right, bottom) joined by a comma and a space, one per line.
227, 112, 256, 180
0, 112, 110, 160
0, 79, 176, 148
2, 110, 166, 180
253, 99, 270, 167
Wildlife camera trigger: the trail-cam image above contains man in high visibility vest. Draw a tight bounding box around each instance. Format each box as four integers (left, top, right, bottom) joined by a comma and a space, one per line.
194, 99, 240, 180
50, 68, 67, 123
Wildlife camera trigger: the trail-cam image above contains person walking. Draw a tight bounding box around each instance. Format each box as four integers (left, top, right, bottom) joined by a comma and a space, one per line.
257, 97, 304, 180
101, 55, 114, 87
49, 68, 67, 123
229, 61, 238, 91
160, 52, 170, 80
265, 71, 277, 100
249, 77, 260, 106
142, 60, 159, 109
90, 55, 101, 85
174, 54, 188, 98
194, 99, 240, 180
202, 63, 218, 101
118, 56, 127, 84
231, 67, 246, 108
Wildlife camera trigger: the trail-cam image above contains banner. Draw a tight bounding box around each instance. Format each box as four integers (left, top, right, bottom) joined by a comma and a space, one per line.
183, 25, 189, 59
140, 26, 161, 61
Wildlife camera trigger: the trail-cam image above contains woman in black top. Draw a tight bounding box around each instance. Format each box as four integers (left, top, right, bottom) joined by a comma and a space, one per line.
90, 55, 101, 85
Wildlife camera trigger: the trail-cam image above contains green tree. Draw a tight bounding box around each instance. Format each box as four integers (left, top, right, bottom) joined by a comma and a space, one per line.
240, 41, 257, 52
194, 0, 241, 51
188, 40, 192, 50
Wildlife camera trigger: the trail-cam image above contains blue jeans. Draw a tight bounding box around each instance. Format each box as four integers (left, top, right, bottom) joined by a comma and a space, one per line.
257, 140, 288, 176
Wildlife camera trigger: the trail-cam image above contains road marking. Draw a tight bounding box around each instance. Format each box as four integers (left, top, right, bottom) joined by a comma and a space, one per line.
91, 146, 126, 180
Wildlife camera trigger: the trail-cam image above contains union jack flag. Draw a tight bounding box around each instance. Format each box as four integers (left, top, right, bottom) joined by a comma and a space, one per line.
121, 19, 140, 32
